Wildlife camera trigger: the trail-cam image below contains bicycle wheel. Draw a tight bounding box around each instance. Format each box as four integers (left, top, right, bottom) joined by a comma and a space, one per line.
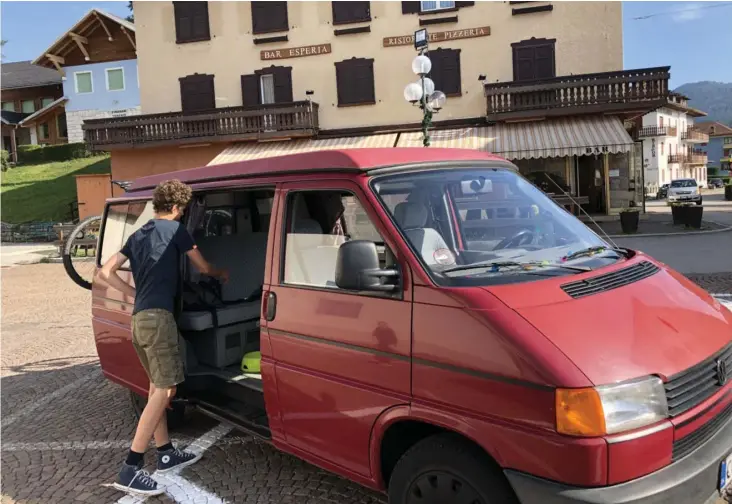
62, 215, 102, 290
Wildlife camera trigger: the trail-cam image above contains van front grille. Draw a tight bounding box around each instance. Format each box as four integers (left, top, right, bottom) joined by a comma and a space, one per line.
664, 343, 732, 417
560, 261, 659, 299
672, 400, 732, 461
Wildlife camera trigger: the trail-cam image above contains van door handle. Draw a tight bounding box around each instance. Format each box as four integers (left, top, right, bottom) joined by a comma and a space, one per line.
265, 291, 277, 322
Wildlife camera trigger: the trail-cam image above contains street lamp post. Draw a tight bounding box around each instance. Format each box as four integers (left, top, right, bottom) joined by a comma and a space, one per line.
403, 29, 446, 147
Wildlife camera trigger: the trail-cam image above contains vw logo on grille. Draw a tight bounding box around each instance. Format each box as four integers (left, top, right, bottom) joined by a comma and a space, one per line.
716, 359, 728, 386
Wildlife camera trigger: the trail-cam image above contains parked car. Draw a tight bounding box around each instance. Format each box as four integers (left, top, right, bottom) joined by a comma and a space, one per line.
656, 183, 669, 199
87, 149, 731, 504
668, 178, 702, 205
709, 179, 724, 189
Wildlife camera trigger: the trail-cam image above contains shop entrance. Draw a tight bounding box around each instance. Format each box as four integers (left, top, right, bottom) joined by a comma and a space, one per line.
576, 155, 606, 215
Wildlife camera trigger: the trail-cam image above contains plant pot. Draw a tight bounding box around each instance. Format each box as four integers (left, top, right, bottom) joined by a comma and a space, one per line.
684, 205, 703, 229
725, 185, 732, 201
620, 211, 639, 234
671, 205, 684, 225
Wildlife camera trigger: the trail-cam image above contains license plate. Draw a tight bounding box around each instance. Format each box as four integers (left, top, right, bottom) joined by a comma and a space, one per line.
720, 453, 732, 491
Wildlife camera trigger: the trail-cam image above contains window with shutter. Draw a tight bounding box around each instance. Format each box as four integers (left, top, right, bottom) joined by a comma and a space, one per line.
428, 48, 461, 97
241, 74, 261, 107
179, 74, 215, 113
242, 67, 294, 106
332, 1, 371, 25
251, 2, 289, 35
174, 2, 211, 44
335, 58, 375, 106
511, 38, 556, 81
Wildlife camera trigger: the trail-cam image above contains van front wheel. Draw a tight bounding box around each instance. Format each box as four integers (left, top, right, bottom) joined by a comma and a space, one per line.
130, 390, 186, 430
388, 433, 518, 504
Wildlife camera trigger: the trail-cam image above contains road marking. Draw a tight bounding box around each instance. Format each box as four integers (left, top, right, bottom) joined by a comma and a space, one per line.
1, 369, 102, 429
116, 423, 233, 504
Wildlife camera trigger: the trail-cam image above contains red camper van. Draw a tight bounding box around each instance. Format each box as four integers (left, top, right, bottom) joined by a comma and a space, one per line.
90, 148, 732, 504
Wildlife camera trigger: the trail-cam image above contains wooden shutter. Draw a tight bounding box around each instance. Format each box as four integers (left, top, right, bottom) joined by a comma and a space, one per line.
355, 59, 375, 104
179, 74, 215, 113
402, 2, 421, 14
252, 1, 289, 34
455, 1, 475, 6
332, 1, 370, 24
174, 2, 210, 43
336, 58, 374, 106
241, 74, 261, 107
429, 49, 461, 96
512, 38, 556, 81
271, 67, 293, 103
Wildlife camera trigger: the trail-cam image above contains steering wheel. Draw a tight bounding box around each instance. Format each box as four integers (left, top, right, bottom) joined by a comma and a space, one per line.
494, 229, 537, 250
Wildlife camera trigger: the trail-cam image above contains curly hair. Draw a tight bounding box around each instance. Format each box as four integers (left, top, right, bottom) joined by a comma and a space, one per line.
152, 179, 192, 213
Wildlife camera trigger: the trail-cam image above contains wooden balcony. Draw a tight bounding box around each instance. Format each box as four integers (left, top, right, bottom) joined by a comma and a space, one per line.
635, 126, 677, 139
681, 127, 709, 143
668, 151, 708, 165
484, 67, 670, 122
83, 101, 319, 151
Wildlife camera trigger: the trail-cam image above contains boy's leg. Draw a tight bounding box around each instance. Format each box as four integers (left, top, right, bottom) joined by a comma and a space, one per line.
131, 385, 173, 453
149, 382, 171, 449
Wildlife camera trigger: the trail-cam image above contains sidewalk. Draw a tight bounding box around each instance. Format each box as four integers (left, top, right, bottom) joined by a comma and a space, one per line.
588, 213, 728, 238
0, 244, 58, 267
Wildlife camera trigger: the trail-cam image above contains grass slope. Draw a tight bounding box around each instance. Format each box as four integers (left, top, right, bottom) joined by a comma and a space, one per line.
1, 156, 111, 223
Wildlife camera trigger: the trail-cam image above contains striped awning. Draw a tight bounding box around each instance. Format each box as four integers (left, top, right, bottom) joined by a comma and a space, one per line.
207, 134, 397, 166
397, 116, 634, 160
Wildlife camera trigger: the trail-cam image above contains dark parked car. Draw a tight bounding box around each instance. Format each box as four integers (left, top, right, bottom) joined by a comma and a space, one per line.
656, 183, 669, 199
708, 179, 724, 189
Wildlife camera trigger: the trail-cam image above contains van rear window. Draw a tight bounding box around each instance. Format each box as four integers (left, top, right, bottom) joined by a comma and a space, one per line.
100, 201, 154, 265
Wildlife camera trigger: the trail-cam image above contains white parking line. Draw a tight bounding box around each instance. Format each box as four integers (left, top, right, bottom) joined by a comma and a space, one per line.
1, 369, 101, 429
116, 423, 233, 504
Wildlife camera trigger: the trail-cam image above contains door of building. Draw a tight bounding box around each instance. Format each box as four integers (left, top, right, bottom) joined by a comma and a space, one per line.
577, 155, 606, 214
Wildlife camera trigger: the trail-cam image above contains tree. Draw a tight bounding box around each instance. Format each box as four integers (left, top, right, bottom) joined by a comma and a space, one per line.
0, 40, 6, 61
126, 1, 134, 23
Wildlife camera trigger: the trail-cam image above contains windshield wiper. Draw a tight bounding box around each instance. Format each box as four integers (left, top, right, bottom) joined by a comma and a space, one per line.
442, 260, 591, 275
562, 246, 629, 262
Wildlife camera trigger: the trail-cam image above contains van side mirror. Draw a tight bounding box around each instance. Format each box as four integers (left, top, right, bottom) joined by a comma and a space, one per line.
335, 240, 399, 293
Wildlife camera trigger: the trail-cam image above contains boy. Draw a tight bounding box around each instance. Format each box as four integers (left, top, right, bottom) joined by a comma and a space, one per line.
99, 179, 228, 496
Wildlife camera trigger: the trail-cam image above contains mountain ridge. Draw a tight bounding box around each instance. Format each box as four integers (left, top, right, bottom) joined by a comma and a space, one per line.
674, 81, 732, 126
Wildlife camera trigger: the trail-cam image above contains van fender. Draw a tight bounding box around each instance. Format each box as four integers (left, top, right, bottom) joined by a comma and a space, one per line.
368, 403, 505, 490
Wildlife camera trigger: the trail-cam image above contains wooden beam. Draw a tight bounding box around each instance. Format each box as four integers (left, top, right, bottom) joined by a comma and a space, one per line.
46, 54, 66, 76
120, 26, 136, 50
69, 33, 91, 61
93, 11, 114, 41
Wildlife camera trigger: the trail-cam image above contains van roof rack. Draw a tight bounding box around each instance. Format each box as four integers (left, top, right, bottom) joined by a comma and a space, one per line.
112, 180, 132, 192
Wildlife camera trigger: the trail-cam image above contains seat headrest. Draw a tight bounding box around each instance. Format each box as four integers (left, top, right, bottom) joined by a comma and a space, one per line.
293, 218, 323, 234
394, 202, 428, 229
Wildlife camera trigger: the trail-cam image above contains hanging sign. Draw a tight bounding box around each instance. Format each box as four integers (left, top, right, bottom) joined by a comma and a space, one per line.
261, 43, 332, 61
383, 26, 490, 48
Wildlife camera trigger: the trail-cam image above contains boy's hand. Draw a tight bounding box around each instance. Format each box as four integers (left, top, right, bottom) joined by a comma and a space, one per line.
217, 269, 230, 284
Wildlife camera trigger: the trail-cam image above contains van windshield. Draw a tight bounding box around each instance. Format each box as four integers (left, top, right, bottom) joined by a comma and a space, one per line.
372, 166, 622, 286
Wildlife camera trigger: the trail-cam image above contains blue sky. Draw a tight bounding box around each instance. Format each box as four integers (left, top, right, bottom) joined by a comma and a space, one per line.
1, 1, 730, 89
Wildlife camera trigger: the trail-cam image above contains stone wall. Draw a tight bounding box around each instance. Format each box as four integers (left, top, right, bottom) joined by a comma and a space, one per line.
68, 106, 141, 144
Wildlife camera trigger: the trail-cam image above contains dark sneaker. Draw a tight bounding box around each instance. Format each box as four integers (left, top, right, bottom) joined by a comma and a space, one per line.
157, 447, 202, 473
113, 463, 164, 496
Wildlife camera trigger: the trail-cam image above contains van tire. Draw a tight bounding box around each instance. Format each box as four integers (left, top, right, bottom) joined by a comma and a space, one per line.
62, 215, 102, 290
388, 433, 518, 504
130, 390, 186, 430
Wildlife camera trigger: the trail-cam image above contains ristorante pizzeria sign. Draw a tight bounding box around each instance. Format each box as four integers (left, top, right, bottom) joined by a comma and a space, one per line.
383, 26, 490, 47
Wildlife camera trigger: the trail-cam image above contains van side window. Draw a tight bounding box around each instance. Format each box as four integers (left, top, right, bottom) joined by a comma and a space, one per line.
282, 190, 385, 289
100, 201, 154, 266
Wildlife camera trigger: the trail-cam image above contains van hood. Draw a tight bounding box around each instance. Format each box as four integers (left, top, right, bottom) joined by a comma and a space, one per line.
486, 259, 732, 385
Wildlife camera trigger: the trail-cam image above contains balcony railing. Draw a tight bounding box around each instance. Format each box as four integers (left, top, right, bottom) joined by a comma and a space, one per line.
668, 151, 708, 165
681, 127, 709, 143
83, 101, 319, 151
635, 126, 677, 138
484, 67, 670, 121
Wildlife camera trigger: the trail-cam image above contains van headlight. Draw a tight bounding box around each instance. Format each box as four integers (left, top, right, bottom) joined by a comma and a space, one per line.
556, 376, 668, 437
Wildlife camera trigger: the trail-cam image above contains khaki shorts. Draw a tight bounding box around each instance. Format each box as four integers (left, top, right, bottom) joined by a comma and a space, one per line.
132, 309, 184, 389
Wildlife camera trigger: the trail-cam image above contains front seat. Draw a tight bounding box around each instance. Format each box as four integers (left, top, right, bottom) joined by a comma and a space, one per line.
394, 202, 454, 266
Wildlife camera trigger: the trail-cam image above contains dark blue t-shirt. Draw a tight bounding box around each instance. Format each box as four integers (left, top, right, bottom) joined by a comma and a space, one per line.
121, 219, 195, 315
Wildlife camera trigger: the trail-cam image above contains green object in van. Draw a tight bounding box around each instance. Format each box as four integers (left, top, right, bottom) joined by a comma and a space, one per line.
241, 351, 261, 373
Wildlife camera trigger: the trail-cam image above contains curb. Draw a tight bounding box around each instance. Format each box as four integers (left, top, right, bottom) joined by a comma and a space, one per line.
605, 221, 732, 239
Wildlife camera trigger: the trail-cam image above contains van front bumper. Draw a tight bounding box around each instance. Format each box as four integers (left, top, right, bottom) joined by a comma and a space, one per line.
505, 415, 732, 504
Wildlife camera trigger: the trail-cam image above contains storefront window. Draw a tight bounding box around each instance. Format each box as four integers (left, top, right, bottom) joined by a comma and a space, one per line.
513, 157, 570, 195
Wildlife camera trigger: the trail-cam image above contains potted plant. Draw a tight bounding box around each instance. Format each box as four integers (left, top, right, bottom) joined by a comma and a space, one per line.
725, 183, 732, 201
671, 202, 703, 228
619, 202, 640, 234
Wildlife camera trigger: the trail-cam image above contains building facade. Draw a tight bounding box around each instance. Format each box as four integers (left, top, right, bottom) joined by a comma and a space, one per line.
637, 93, 709, 194
1, 61, 66, 161
84, 1, 670, 215
33, 9, 140, 144
695, 121, 732, 176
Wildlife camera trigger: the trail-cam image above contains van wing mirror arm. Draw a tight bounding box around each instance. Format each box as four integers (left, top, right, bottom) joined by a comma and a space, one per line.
361, 268, 400, 292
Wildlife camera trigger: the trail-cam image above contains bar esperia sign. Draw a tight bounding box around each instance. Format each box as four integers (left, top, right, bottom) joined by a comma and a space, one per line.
383, 26, 490, 48
261, 43, 332, 61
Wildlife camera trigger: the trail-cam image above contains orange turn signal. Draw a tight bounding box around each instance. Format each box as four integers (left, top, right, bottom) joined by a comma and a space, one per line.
556, 387, 606, 437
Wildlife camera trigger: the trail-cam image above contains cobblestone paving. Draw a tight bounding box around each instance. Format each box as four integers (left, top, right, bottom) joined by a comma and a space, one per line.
685, 272, 732, 294
2, 264, 730, 504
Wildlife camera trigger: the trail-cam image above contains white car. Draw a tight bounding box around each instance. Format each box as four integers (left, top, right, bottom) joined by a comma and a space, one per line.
667, 178, 702, 205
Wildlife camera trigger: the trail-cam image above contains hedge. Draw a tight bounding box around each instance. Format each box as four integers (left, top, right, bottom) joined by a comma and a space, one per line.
1, 150, 8, 171
17, 143, 92, 165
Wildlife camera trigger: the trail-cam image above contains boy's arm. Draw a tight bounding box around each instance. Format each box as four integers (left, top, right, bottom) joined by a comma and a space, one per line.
186, 248, 229, 283
98, 252, 136, 298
